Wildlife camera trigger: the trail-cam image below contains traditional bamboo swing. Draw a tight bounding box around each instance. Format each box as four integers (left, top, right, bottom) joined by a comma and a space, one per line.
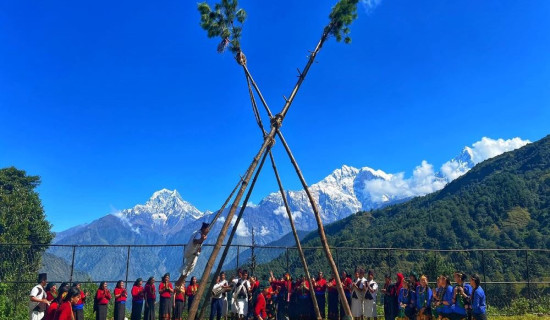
184, 1, 360, 319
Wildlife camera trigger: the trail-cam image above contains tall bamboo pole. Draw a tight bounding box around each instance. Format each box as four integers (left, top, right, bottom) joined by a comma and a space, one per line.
241, 24, 352, 318
190, 20, 353, 320
269, 151, 322, 320
175, 171, 248, 289
242, 68, 322, 320
187, 141, 273, 320
276, 129, 353, 318
195, 149, 270, 320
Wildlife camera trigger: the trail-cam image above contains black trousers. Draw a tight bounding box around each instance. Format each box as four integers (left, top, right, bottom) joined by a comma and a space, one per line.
131, 300, 143, 320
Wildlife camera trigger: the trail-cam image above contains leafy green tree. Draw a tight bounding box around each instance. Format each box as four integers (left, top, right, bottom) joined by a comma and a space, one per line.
0, 167, 53, 318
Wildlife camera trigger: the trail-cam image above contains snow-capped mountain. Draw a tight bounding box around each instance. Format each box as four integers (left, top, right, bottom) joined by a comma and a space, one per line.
50, 137, 529, 281
117, 189, 206, 235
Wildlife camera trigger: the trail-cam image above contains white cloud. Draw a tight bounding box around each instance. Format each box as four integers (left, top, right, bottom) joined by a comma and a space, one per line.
363, 137, 530, 204
361, 0, 382, 13
273, 206, 302, 220
113, 209, 141, 234
439, 160, 470, 181
230, 216, 251, 237
470, 137, 530, 164
364, 161, 446, 203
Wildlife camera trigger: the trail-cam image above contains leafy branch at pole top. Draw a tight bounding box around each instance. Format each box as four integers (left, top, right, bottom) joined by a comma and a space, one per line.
197, 0, 359, 58
326, 0, 359, 44
197, 0, 247, 55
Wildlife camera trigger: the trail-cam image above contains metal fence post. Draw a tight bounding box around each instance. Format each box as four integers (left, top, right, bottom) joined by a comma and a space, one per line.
125, 246, 131, 287
525, 250, 531, 301
69, 246, 76, 284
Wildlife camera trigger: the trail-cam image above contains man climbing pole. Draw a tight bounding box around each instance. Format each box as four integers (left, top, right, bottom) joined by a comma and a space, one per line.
176, 222, 209, 288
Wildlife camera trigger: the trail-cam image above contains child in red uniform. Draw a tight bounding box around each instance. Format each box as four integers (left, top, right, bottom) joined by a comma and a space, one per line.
144, 277, 156, 320
159, 273, 174, 320
45, 283, 57, 302
114, 280, 127, 320
54, 287, 81, 320
186, 276, 199, 313
254, 286, 269, 320
72, 282, 86, 320
94, 281, 112, 320
131, 278, 144, 320
173, 282, 186, 320
45, 286, 67, 320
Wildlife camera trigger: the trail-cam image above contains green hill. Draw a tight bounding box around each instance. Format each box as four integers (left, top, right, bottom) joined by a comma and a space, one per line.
256, 135, 550, 306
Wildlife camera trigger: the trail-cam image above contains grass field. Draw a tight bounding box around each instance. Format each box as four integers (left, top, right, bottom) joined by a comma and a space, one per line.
491, 316, 550, 319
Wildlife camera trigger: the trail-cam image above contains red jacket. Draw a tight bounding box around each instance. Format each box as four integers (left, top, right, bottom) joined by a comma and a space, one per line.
53, 301, 72, 320
186, 284, 199, 297
76, 290, 86, 305
114, 287, 127, 302
270, 279, 292, 302
96, 289, 111, 305
132, 285, 144, 301
314, 278, 327, 294
342, 277, 353, 293
327, 279, 338, 293
44, 301, 59, 320
46, 291, 55, 302
254, 293, 267, 319
145, 284, 156, 300
159, 282, 173, 298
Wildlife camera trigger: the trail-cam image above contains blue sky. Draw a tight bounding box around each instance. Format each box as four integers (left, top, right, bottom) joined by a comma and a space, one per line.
1, 0, 549, 232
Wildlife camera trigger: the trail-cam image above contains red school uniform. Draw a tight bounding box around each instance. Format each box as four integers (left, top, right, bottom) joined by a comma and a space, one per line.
145, 283, 156, 300
186, 284, 199, 297
254, 293, 267, 318
114, 287, 127, 302
159, 282, 173, 298
44, 301, 59, 320
132, 285, 144, 301
342, 277, 353, 293
96, 289, 112, 305
314, 278, 327, 294
53, 301, 72, 320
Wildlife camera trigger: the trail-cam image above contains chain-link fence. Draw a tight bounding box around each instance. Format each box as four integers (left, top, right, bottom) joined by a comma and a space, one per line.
1, 244, 548, 318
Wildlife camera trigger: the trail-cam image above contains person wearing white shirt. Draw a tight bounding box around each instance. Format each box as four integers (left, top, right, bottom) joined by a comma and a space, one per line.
364, 269, 379, 320
211, 272, 230, 320
29, 273, 49, 320
351, 268, 367, 319
231, 270, 250, 319
176, 222, 209, 288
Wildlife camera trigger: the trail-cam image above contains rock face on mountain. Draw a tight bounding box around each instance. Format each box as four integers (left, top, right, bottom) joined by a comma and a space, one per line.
50, 138, 529, 281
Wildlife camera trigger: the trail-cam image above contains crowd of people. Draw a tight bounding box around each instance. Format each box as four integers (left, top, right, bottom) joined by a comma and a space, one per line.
29, 268, 487, 320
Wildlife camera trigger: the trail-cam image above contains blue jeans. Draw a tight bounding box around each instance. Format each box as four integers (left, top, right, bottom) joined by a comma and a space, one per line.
210, 298, 223, 320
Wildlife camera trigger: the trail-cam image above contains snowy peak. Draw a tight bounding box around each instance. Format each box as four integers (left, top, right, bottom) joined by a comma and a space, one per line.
454, 147, 475, 167
122, 189, 204, 224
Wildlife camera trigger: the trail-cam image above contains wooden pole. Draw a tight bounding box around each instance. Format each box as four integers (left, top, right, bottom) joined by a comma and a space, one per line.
276, 130, 353, 319
188, 147, 271, 320
269, 151, 322, 320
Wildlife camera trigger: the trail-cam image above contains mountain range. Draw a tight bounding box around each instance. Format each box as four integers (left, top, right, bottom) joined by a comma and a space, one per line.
49, 137, 529, 281
261, 134, 550, 303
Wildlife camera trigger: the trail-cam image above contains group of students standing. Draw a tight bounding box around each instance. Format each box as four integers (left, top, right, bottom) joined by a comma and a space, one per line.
29, 272, 201, 320
29, 268, 487, 320
382, 271, 487, 320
